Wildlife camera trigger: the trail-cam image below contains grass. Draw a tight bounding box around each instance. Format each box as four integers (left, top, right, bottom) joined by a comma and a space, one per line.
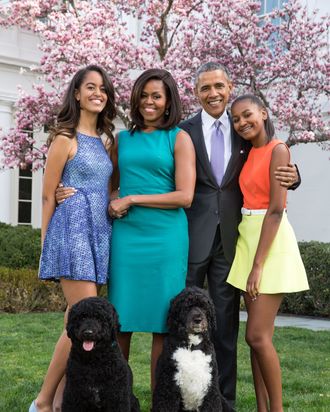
0, 312, 329, 412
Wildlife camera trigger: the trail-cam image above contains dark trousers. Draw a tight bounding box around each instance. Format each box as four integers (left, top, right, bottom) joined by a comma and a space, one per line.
186, 226, 240, 412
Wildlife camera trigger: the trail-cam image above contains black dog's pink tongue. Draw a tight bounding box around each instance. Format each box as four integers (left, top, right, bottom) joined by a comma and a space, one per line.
83, 341, 94, 351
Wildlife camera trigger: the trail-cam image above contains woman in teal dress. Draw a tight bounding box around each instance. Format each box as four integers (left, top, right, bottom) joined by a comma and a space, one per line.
108, 68, 196, 389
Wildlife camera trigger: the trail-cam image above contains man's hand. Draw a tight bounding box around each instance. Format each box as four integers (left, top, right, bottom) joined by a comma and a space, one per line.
55, 183, 77, 204
274, 163, 298, 188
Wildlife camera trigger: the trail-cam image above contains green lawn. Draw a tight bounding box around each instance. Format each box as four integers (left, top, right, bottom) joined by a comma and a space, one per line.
0, 312, 329, 411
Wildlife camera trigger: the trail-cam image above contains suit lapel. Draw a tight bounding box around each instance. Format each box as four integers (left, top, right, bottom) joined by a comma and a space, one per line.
188, 111, 248, 188
221, 118, 248, 187
188, 113, 218, 185
221, 129, 239, 185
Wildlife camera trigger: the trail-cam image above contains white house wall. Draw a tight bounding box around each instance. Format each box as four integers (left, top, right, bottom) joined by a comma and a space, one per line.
0, 100, 14, 224
288, 143, 330, 242
0, 26, 43, 227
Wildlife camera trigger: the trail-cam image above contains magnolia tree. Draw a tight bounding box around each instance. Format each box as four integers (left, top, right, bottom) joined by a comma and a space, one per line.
0, 0, 329, 169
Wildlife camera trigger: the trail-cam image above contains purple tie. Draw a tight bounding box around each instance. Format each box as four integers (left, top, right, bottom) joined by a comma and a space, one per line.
210, 120, 225, 185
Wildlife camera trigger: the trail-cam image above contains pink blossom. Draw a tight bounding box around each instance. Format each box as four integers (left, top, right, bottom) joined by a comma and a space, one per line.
0, 0, 329, 168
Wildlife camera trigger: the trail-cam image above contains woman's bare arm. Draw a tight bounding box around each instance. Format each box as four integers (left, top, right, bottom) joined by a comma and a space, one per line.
109, 130, 196, 216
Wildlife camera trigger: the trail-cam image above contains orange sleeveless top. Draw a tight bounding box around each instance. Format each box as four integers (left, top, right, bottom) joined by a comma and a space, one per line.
239, 139, 289, 209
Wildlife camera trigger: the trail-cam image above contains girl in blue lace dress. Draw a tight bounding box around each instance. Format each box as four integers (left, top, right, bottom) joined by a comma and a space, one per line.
29, 65, 115, 412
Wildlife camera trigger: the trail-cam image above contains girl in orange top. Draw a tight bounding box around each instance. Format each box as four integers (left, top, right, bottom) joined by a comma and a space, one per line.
227, 94, 308, 412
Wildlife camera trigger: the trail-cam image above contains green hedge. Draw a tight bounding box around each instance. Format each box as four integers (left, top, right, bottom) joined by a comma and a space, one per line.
280, 241, 329, 318
0, 266, 107, 313
0, 267, 66, 312
0, 222, 41, 268
0, 223, 328, 316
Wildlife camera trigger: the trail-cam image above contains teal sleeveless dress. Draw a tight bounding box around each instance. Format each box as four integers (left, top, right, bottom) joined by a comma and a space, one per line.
108, 127, 188, 333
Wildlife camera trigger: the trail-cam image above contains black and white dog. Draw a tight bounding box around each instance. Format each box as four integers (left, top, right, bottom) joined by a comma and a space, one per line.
152, 287, 223, 411
62, 297, 140, 412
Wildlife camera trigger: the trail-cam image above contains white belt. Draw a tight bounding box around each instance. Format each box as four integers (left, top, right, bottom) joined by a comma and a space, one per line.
241, 207, 267, 215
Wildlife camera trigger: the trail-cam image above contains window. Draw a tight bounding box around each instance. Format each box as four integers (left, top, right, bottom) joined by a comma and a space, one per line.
18, 164, 33, 225
258, 0, 286, 47
259, 0, 285, 16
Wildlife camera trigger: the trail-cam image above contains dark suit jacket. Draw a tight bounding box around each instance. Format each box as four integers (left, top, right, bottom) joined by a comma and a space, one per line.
180, 111, 251, 265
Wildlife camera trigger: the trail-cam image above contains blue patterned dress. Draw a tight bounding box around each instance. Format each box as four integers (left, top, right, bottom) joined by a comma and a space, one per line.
39, 133, 113, 284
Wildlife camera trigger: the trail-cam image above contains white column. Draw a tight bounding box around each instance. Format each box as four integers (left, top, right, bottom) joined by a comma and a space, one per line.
0, 98, 18, 225
31, 130, 47, 229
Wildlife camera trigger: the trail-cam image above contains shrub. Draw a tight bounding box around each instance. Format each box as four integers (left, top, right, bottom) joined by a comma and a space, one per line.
0, 222, 41, 269
0, 221, 328, 316
280, 241, 330, 318
0, 266, 107, 313
0, 267, 66, 312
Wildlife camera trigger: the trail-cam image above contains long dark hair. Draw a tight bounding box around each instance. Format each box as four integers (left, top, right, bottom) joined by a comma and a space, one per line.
48, 65, 116, 149
231, 94, 275, 142
129, 68, 182, 132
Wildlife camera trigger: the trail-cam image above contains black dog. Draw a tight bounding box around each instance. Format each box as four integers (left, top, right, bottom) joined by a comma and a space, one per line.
152, 287, 223, 412
62, 297, 140, 412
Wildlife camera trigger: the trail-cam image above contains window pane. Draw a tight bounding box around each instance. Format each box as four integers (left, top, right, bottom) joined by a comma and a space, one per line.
18, 201, 31, 224
259, 0, 265, 14
266, 0, 284, 13
19, 178, 32, 200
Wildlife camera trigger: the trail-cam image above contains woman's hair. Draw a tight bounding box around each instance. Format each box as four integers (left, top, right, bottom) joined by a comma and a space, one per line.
129, 68, 182, 132
47, 65, 116, 148
231, 94, 275, 142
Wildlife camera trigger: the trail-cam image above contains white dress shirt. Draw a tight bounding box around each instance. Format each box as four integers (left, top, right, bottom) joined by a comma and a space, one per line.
201, 109, 232, 173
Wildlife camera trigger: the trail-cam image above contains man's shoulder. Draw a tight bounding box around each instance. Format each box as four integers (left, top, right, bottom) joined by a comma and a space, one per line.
179, 112, 201, 130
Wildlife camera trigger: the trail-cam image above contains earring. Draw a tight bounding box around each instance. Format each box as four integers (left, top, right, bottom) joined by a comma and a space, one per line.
165, 109, 169, 116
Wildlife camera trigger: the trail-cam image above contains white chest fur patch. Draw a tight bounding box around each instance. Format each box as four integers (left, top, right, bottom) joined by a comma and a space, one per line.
172, 344, 212, 411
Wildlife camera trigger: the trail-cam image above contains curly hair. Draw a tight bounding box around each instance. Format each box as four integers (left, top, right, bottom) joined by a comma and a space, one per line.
167, 286, 216, 337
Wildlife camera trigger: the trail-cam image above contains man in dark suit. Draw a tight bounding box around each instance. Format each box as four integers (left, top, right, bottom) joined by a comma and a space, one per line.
180, 62, 299, 411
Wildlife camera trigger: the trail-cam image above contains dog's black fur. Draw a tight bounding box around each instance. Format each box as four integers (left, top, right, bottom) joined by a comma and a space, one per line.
152, 287, 223, 412
62, 297, 140, 412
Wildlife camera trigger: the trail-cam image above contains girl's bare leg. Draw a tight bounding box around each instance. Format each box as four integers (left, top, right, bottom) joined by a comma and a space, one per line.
244, 293, 284, 412
250, 348, 269, 412
33, 280, 97, 412
52, 376, 66, 412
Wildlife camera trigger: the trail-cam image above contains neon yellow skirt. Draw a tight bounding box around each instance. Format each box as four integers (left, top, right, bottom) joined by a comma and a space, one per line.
227, 213, 309, 294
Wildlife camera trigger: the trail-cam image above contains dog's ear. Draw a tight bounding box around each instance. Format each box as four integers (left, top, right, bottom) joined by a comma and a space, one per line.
66, 304, 76, 340
167, 294, 189, 337
167, 295, 178, 333
192, 288, 217, 332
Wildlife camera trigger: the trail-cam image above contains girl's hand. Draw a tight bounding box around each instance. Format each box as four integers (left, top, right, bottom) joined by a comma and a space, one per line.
246, 264, 263, 300
108, 196, 130, 218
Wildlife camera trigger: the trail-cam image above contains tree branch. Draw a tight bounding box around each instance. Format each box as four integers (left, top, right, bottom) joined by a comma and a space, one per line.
168, 0, 204, 50
155, 0, 174, 60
